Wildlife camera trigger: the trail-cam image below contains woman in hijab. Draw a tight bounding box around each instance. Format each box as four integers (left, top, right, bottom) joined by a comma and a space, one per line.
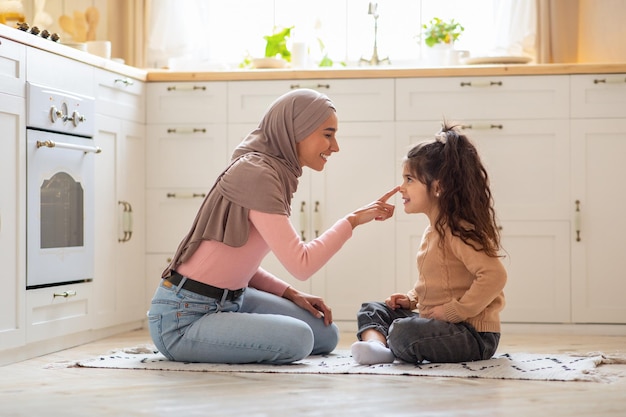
148, 88, 398, 364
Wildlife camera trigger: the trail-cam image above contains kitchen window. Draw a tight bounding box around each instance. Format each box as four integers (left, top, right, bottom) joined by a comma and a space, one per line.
144, 0, 535, 69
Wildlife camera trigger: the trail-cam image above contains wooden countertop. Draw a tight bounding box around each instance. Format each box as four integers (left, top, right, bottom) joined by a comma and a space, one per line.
146, 63, 626, 82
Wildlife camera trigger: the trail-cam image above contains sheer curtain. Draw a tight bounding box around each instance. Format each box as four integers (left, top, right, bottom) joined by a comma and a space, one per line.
138, 0, 544, 69
145, 0, 210, 68
493, 0, 537, 60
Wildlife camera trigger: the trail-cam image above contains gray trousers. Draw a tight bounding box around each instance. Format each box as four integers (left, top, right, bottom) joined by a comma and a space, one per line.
356, 301, 500, 364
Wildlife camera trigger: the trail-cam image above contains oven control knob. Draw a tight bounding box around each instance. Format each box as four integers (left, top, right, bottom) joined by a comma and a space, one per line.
71, 111, 87, 126
49, 106, 64, 123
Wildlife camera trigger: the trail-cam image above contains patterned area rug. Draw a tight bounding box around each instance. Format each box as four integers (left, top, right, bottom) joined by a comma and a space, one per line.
69, 345, 626, 382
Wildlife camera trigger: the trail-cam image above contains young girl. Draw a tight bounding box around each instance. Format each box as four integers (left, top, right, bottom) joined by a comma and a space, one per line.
351, 123, 507, 365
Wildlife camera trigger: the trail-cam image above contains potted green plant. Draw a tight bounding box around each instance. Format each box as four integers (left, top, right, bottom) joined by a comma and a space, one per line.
240, 26, 293, 69
420, 17, 464, 66
422, 17, 464, 47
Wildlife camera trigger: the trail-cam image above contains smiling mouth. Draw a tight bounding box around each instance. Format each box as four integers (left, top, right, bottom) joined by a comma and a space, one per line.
320, 153, 329, 161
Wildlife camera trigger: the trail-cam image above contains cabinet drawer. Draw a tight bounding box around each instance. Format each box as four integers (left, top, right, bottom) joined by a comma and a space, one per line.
0, 37, 25, 97
396, 76, 570, 121
228, 79, 394, 123
146, 123, 228, 188
95, 68, 145, 122
146, 189, 207, 253
571, 74, 626, 118
26, 283, 92, 343
147, 81, 227, 124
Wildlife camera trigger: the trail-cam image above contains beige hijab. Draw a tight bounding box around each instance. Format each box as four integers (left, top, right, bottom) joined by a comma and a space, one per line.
163, 88, 336, 278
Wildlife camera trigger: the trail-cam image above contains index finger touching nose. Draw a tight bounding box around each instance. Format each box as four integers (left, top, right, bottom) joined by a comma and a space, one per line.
378, 186, 400, 203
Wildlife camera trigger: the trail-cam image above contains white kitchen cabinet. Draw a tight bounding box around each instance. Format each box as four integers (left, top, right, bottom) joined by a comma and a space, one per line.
145, 82, 230, 302
395, 78, 572, 324
93, 69, 146, 329
396, 75, 569, 122
147, 81, 227, 124
0, 37, 26, 96
571, 118, 626, 324
571, 74, 626, 119
228, 78, 395, 123
0, 91, 26, 353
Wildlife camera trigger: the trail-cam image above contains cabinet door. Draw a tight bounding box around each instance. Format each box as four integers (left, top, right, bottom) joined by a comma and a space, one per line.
146, 124, 228, 188
0, 37, 25, 97
310, 122, 396, 322
571, 119, 626, 323
499, 221, 571, 323
26, 283, 93, 342
0, 94, 25, 351
95, 68, 145, 122
571, 74, 626, 119
228, 79, 395, 123
146, 81, 227, 124
396, 76, 570, 121
93, 115, 146, 328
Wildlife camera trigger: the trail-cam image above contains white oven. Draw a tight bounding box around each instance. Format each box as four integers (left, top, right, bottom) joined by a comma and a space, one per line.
26, 82, 98, 288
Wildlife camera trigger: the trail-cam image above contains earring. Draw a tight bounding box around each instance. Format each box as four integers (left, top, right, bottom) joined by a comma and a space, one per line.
436, 192, 440, 197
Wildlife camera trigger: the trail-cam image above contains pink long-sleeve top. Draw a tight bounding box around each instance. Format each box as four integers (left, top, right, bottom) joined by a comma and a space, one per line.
176, 209, 353, 296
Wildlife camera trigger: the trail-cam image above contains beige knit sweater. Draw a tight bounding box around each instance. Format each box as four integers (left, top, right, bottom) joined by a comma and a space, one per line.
408, 226, 507, 333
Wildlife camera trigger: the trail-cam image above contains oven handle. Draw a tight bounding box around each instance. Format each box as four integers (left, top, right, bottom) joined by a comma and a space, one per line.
36, 140, 102, 154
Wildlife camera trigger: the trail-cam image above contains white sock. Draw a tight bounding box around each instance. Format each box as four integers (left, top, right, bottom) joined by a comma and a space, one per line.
351, 340, 395, 365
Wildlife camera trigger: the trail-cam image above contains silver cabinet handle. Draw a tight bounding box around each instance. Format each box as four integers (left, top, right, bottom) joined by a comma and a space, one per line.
166, 85, 206, 91
290, 83, 330, 90
114, 78, 135, 86
166, 192, 206, 199
53, 290, 77, 298
574, 200, 582, 242
166, 128, 207, 134
460, 124, 503, 130
299, 201, 307, 241
459, 81, 503, 88
313, 201, 322, 238
593, 77, 626, 84
118, 201, 133, 242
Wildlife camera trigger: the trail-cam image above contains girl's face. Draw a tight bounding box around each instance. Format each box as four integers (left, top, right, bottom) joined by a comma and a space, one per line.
296, 112, 339, 171
399, 163, 439, 220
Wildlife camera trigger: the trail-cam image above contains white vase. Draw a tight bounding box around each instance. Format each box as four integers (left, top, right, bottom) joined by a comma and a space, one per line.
423, 43, 453, 67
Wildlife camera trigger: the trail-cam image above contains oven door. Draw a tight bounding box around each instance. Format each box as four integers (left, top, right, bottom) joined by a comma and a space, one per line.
26, 129, 96, 288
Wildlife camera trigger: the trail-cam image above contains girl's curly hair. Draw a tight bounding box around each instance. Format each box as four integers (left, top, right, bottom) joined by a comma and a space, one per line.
403, 122, 501, 257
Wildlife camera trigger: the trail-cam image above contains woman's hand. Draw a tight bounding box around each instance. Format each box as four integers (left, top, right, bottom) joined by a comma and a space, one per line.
347, 186, 399, 229
282, 286, 333, 326
385, 293, 412, 310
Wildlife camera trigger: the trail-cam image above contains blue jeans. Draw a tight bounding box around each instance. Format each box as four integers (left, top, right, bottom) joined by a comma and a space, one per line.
356, 301, 500, 364
148, 279, 339, 364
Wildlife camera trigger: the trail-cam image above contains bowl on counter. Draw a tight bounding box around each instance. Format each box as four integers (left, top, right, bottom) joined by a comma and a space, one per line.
251, 57, 287, 69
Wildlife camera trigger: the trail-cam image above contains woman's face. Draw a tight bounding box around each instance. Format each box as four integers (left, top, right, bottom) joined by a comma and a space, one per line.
296, 112, 339, 171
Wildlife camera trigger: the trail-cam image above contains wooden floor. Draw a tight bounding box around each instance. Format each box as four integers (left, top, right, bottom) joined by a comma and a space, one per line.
1, 327, 625, 417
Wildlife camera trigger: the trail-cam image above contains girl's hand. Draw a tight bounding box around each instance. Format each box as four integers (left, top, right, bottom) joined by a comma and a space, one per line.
428, 305, 446, 321
282, 287, 333, 326
385, 293, 411, 310
347, 187, 399, 228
